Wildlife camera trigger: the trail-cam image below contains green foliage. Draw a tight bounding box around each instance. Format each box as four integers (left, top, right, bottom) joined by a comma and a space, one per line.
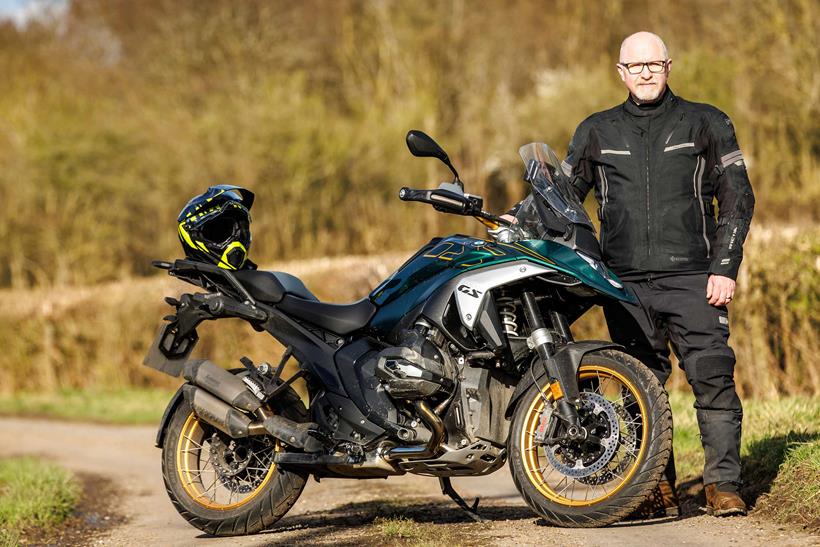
0, 254, 404, 394
731, 230, 820, 397
374, 516, 427, 541
669, 391, 820, 519
0, 388, 175, 424
0, 0, 817, 288
0, 457, 80, 543
755, 440, 820, 531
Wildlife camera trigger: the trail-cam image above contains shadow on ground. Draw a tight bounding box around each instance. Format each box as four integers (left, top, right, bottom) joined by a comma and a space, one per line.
677, 431, 820, 515
210, 497, 536, 545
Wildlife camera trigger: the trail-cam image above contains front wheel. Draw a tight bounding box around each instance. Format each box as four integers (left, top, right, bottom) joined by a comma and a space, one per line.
509, 349, 672, 527
161, 386, 308, 536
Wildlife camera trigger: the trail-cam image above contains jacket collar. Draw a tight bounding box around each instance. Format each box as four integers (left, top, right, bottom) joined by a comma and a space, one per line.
622, 87, 677, 118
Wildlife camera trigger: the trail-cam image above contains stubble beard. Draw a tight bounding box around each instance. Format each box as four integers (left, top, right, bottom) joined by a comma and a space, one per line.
632, 84, 663, 103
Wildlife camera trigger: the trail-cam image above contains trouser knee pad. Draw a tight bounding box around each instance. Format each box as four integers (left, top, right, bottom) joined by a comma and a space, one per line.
685, 352, 741, 413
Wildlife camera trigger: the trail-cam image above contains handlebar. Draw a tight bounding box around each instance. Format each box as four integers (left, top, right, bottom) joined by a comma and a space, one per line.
398, 187, 430, 203
400, 186, 470, 212
399, 186, 511, 227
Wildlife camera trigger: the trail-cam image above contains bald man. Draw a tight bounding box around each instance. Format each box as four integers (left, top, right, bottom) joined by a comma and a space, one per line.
563, 32, 755, 517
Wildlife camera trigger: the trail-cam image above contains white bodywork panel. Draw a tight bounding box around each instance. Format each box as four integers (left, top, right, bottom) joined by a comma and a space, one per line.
453, 263, 555, 330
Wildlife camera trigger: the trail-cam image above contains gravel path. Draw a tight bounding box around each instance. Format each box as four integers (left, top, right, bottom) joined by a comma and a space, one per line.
2, 417, 817, 546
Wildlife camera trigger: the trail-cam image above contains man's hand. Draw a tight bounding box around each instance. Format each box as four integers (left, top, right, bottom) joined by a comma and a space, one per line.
707, 275, 735, 307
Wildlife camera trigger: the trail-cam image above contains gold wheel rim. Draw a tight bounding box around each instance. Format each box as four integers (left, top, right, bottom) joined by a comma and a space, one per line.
520, 365, 649, 506
176, 413, 278, 510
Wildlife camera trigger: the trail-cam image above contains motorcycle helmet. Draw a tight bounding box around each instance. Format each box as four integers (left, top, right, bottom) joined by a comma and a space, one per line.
177, 185, 254, 270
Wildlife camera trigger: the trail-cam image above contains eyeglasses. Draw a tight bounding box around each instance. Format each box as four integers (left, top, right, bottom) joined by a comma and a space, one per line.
618, 60, 668, 75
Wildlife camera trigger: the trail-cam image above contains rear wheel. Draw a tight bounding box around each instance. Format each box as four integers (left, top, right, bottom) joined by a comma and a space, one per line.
509, 349, 672, 527
161, 386, 308, 536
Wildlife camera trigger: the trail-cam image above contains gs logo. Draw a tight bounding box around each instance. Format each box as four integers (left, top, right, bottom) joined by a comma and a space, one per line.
457, 285, 482, 298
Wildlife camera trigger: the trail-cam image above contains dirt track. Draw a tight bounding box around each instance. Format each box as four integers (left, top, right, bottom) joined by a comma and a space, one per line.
2, 417, 818, 546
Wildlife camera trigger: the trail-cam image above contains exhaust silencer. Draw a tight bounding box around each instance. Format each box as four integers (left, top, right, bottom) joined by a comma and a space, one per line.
182, 384, 252, 438
182, 359, 324, 450
183, 359, 261, 412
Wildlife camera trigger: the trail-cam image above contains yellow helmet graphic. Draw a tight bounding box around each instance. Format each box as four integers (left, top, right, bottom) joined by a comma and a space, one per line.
177, 185, 254, 270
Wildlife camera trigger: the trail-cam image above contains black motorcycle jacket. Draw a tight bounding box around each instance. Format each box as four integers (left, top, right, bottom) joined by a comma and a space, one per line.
563, 88, 755, 280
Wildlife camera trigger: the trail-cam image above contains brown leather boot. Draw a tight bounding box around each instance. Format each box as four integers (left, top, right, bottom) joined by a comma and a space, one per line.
628, 480, 680, 520
705, 483, 747, 516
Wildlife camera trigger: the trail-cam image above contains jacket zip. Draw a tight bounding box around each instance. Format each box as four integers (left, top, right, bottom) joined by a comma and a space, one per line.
644, 126, 651, 258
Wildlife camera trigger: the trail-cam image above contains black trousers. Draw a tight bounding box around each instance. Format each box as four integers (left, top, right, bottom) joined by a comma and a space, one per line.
603, 273, 743, 487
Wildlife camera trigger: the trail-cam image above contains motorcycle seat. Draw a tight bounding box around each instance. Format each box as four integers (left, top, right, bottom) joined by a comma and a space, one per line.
278, 295, 376, 336
232, 270, 318, 304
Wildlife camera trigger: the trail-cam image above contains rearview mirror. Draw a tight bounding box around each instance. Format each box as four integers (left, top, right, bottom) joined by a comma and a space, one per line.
406, 130, 449, 161
405, 129, 461, 184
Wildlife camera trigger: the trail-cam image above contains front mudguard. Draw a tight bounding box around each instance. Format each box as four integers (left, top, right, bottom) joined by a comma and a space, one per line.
504, 340, 623, 419
155, 385, 186, 448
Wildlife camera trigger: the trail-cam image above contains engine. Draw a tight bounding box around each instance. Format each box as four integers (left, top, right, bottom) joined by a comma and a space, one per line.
375, 325, 455, 400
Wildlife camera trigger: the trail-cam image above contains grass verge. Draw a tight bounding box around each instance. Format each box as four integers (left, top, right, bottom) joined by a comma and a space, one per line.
670, 392, 820, 529
374, 516, 431, 543
755, 440, 820, 531
0, 457, 80, 546
0, 388, 175, 425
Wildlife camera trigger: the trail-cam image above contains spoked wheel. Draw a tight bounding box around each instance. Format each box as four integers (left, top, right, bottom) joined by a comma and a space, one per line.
161, 386, 308, 536
175, 414, 278, 510
509, 349, 672, 527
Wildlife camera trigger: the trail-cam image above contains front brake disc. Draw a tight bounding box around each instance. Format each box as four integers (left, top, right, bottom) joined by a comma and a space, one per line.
579, 396, 639, 485
544, 392, 619, 478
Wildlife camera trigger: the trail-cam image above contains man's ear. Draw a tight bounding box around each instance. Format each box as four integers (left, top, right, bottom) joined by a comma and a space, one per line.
616, 64, 627, 83
666, 59, 672, 74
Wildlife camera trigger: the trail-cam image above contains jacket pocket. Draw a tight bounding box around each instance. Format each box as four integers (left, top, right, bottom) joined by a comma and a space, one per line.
658, 198, 704, 262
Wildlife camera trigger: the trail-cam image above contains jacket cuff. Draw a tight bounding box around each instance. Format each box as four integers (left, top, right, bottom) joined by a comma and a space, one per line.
709, 257, 741, 280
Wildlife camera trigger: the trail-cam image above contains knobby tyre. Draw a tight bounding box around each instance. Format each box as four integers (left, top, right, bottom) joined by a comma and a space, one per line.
161, 383, 308, 536
509, 349, 672, 527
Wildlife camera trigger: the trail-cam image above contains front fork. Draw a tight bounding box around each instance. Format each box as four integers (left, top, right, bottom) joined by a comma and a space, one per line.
521, 291, 586, 442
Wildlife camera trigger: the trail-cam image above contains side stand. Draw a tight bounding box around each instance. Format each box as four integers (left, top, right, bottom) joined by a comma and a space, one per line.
438, 477, 487, 523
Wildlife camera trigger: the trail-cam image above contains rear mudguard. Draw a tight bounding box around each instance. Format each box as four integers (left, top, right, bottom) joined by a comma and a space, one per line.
155, 384, 186, 448
504, 340, 623, 419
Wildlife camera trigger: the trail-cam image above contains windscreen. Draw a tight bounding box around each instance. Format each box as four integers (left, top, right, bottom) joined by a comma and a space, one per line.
518, 142, 594, 229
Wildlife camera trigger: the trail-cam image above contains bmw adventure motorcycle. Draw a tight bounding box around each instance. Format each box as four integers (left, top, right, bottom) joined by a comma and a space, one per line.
144, 131, 672, 535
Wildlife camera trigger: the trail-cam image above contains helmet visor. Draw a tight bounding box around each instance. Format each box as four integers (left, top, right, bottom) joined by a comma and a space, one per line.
200, 207, 249, 246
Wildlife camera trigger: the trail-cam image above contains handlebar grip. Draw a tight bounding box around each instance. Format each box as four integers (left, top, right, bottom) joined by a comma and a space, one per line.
399, 187, 430, 202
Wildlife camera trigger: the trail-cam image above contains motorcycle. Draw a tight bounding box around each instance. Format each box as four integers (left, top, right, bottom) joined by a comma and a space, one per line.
144, 131, 672, 535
